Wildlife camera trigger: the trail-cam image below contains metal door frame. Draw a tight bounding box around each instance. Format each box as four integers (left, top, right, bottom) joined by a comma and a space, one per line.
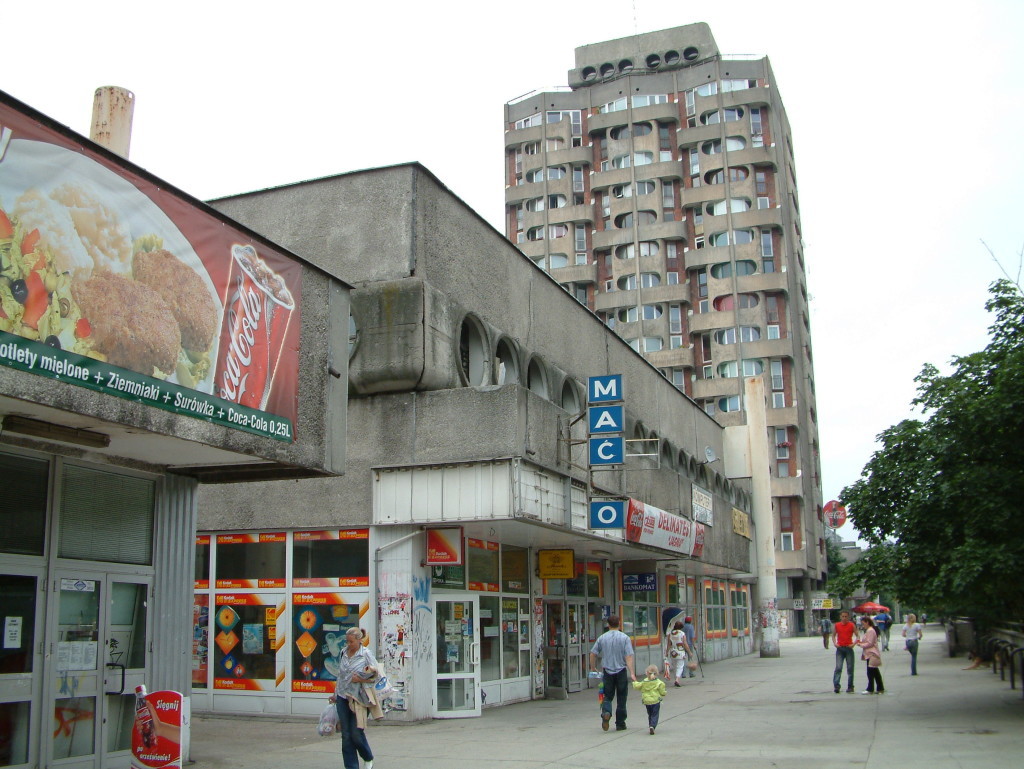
431, 594, 481, 718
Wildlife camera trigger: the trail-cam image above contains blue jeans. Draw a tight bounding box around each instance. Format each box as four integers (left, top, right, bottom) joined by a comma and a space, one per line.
833, 646, 855, 690
645, 701, 661, 729
907, 639, 919, 675
601, 668, 630, 727
336, 699, 373, 769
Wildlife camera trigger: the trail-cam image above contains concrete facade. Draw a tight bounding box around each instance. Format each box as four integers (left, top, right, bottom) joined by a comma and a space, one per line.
503, 23, 824, 635
195, 164, 758, 721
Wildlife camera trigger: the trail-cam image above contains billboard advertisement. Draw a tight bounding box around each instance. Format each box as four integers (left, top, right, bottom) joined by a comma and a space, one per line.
0, 93, 302, 441
625, 498, 703, 557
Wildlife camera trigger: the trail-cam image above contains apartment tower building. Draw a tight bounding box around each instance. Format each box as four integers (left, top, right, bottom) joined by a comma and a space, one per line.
503, 23, 825, 628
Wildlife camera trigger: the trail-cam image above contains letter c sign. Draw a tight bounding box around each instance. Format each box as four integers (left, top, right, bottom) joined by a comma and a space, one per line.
589, 500, 626, 529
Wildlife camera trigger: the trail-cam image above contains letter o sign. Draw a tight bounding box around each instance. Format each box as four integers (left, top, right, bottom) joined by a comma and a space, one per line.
589, 500, 626, 529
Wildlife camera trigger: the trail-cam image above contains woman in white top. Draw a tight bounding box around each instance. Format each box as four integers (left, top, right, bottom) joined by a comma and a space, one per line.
902, 614, 924, 676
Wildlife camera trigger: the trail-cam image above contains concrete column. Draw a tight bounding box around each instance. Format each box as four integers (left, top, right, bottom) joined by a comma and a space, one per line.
801, 575, 813, 635
746, 376, 779, 657
90, 86, 134, 158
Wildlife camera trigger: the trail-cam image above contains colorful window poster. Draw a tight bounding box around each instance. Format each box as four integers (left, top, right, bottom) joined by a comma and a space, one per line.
213, 594, 285, 690
191, 594, 209, 688
292, 529, 369, 587
214, 532, 286, 588
466, 539, 499, 592
291, 594, 367, 693
0, 94, 302, 442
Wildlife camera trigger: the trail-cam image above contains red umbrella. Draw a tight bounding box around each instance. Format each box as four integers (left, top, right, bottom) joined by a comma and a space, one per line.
852, 601, 890, 614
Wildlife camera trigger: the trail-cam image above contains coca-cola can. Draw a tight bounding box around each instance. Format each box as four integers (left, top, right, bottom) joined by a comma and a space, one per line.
215, 244, 295, 411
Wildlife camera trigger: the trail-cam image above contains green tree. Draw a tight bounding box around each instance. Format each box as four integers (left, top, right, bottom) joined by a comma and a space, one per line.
838, 280, 1024, 627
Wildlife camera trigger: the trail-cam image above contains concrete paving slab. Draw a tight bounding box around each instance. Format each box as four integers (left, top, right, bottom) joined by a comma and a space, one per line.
189, 625, 1023, 769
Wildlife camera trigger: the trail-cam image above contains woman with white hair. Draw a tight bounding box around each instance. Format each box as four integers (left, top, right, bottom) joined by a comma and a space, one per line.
329, 627, 378, 769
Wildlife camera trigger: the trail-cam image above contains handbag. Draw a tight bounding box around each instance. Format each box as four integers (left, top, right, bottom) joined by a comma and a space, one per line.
317, 701, 339, 737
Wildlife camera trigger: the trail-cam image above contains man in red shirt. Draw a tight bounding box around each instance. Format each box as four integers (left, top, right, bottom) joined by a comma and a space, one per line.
831, 611, 859, 693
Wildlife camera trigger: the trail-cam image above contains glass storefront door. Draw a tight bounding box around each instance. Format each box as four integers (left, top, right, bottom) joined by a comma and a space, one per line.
0, 570, 43, 769
45, 571, 150, 769
566, 601, 585, 693
432, 596, 480, 718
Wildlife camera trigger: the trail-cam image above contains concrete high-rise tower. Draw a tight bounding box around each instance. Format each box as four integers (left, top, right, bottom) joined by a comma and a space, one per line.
503, 23, 825, 630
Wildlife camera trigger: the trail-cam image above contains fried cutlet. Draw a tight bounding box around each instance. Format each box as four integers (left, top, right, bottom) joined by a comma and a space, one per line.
72, 271, 180, 375
133, 249, 219, 351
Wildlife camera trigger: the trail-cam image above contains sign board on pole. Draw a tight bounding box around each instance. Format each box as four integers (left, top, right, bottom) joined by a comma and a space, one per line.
537, 549, 575, 579
425, 527, 464, 565
823, 500, 847, 529
589, 500, 626, 529
589, 436, 625, 466
588, 405, 624, 434
587, 375, 623, 404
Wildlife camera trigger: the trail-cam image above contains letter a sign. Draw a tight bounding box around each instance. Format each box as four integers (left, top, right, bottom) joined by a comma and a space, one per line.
588, 405, 624, 434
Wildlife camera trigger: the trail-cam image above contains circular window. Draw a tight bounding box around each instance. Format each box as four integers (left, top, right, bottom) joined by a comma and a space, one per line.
458, 315, 489, 386
527, 357, 549, 399
618, 59, 633, 73
664, 50, 680, 65
683, 47, 699, 62
600, 63, 615, 77
495, 338, 520, 385
646, 54, 661, 68
582, 66, 597, 81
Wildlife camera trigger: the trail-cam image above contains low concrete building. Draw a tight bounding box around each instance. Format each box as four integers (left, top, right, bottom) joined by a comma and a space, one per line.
195, 164, 759, 721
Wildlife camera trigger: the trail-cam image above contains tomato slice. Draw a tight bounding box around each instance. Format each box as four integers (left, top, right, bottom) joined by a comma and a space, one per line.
22, 271, 49, 329
0, 209, 12, 239
76, 317, 92, 338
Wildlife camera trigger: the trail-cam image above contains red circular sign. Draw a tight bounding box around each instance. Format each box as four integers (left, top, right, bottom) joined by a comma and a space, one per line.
823, 500, 847, 528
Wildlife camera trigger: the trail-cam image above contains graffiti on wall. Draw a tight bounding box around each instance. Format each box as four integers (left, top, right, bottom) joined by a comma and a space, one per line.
378, 592, 410, 711
532, 597, 544, 695
411, 575, 434, 666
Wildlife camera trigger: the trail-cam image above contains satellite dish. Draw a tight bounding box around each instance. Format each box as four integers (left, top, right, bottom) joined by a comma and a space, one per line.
704, 446, 717, 463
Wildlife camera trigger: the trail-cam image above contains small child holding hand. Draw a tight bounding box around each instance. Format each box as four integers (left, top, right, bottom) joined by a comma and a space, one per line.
632, 664, 668, 734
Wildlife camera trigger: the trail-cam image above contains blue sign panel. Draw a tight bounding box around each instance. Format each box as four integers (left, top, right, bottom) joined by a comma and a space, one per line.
622, 573, 657, 592
588, 374, 623, 404
589, 500, 626, 529
588, 404, 624, 434
589, 436, 624, 465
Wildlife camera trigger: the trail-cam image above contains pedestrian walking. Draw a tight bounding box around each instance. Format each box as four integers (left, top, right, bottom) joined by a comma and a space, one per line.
820, 615, 833, 649
589, 615, 637, 731
329, 627, 379, 769
682, 615, 698, 677
874, 609, 892, 651
664, 620, 693, 686
856, 616, 885, 694
831, 610, 859, 693
632, 664, 667, 734
902, 613, 924, 675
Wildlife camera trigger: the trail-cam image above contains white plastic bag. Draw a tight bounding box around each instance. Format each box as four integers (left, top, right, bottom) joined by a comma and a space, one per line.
373, 672, 395, 701
317, 701, 339, 737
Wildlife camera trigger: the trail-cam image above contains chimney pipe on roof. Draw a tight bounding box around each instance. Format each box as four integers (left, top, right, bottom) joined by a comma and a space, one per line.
90, 86, 134, 158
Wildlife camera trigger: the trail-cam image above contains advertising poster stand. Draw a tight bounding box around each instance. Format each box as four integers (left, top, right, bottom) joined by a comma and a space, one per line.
132, 687, 186, 769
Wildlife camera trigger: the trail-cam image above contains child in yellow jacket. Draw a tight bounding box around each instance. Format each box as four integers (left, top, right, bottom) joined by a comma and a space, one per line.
632, 664, 668, 734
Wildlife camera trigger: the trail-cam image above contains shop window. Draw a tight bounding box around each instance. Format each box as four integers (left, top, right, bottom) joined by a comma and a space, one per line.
501, 545, 530, 593
292, 529, 369, 587
0, 451, 48, 556
291, 595, 362, 693
215, 533, 286, 588
59, 465, 154, 566
431, 564, 466, 589
192, 594, 209, 688
704, 580, 728, 638
195, 535, 211, 589
213, 595, 282, 689
731, 586, 750, 636
467, 539, 499, 592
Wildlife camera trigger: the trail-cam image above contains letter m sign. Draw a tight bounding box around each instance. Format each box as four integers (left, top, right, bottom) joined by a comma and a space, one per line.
588, 374, 623, 404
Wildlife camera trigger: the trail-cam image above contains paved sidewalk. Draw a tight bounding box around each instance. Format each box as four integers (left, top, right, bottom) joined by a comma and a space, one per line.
189, 625, 1023, 768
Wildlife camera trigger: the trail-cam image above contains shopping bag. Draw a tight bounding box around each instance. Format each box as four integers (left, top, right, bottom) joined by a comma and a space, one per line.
373, 673, 396, 700
317, 701, 339, 737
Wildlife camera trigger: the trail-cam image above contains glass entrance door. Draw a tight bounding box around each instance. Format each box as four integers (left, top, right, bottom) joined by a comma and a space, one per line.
0, 570, 43, 769
432, 596, 480, 718
566, 601, 585, 693
45, 571, 150, 769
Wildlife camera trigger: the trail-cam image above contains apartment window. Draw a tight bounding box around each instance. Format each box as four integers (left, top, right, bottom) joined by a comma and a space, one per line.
618, 307, 639, 323
615, 242, 659, 261
604, 280, 615, 292
718, 360, 738, 378
546, 137, 565, 151
722, 79, 757, 92
710, 261, 757, 278
740, 326, 760, 342
750, 107, 763, 135
526, 226, 544, 241
662, 181, 675, 210
599, 97, 628, 113
632, 94, 669, 107
693, 206, 704, 226
695, 82, 718, 97
526, 197, 545, 212
610, 123, 653, 139
703, 400, 716, 416
770, 360, 784, 390
710, 230, 754, 247
669, 305, 682, 333
571, 284, 588, 304
667, 271, 680, 285
702, 137, 746, 155
772, 391, 787, 408
700, 108, 743, 125
757, 196, 770, 210
549, 224, 567, 239
742, 359, 764, 376
718, 395, 741, 412
755, 171, 768, 196
670, 368, 686, 389
760, 231, 774, 257
780, 533, 794, 551
715, 328, 737, 345
659, 124, 673, 161
615, 211, 657, 228
778, 461, 791, 478
575, 252, 588, 265
767, 324, 781, 339
642, 304, 662, 320
670, 335, 684, 349
775, 428, 789, 458
694, 236, 705, 250
524, 141, 540, 155
697, 268, 708, 298
612, 151, 654, 169
702, 365, 713, 380
698, 299, 709, 313
515, 113, 542, 129
575, 226, 587, 253
700, 334, 712, 362
573, 167, 585, 193
684, 89, 696, 116
709, 199, 750, 216
688, 148, 700, 175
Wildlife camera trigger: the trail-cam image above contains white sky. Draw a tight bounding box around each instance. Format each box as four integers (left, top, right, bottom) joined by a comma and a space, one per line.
4, 0, 1022, 543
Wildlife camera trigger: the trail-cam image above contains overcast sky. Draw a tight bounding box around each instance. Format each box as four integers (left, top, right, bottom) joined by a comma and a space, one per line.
4, 0, 1022, 543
